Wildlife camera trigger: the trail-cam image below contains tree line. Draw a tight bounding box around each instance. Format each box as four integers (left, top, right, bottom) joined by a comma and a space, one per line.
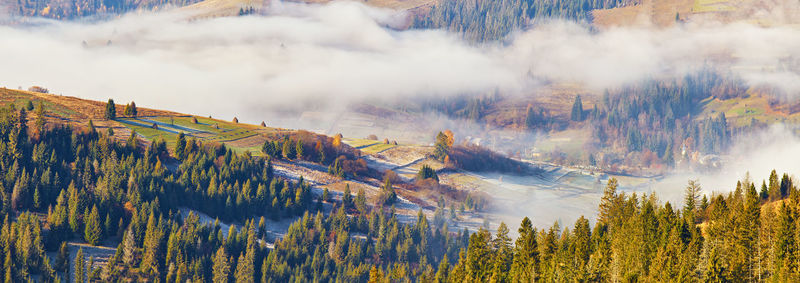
10, 0, 201, 19
413, 0, 637, 41
1, 99, 799, 282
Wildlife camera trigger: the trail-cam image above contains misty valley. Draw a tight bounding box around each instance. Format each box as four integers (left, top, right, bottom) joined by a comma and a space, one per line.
0, 0, 800, 282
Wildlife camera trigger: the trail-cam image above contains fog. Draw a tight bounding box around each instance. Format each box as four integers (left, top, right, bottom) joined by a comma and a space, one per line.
475, 125, 800, 229
0, 1, 799, 125
646, 124, 800, 206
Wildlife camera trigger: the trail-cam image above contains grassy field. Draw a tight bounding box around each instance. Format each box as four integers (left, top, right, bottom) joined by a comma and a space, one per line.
692, 0, 736, 13
182, 0, 436, 19
119, 116, 272, 155
361, 143, 396, 154
118, 118, 181, 148
0, 89, 81, 119
534, 128, 590, 154
592, 0, 694, 28
700, 95, 800, 127
343, 138, 398, 154
0, 89, 307, 158
343, 138, 380, 148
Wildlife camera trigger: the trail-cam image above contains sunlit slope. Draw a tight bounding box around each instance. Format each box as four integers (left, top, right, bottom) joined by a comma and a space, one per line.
181, 0, 267, 18
181, 0, 436, 18
0, 88, 286, 155
592, 0, 799, 28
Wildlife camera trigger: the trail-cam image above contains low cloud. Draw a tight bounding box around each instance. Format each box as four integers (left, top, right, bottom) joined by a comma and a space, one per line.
0, 1, 798, 125
645, 124, 800, 206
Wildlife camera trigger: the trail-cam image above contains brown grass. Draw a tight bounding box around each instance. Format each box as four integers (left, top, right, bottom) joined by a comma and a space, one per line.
592, 0, 697, 28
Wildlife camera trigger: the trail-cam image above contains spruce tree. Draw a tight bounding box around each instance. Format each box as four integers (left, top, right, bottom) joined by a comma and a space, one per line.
123, 227, 136, 266
234, 251, 254, 283
35, 101, 45, 134
175, 132, 186, 160
67, 182, 82, 235
282, 139, 296, 159
571, 95, 583, 121
140, 212, 163, 274
768, 169, 781, 201
55, 242, 69, 273
295, 139, 304, 160
129, 101, 137, 117
75, 248, 86, 283
355, 188, 367, 214
84, 205, 102, 246
105, 99, 116, 120
684, 180, 701, 220
342, 184, 353, 210
598, 178, 619, 225
212, 247, 230, 283
511, 217, 538, 282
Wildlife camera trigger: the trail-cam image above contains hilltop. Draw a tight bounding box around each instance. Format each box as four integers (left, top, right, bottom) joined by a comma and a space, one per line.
0, 87, 288, 155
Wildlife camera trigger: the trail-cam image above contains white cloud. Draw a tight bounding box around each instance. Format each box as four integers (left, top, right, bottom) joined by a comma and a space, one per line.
0, 1, 798, 124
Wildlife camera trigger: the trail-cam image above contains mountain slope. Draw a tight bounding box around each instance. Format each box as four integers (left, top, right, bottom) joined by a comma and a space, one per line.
0, 87, 285, 154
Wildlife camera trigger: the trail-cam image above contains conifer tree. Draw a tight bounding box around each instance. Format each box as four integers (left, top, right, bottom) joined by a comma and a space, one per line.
598, 178, 619, 225
34, 101, 45, 134
129, 101, 137, 117
234, 251, 254, 283
768, 169, 781, 201
175, 132, 186, 160
123, 228, 136, 266
282, 138, 296, 159
67, 182, 82, 235
212, 247, 231, 283
295, 139, 304, 160
490, 222, 512, 282
342, 184, 353, 210
105, 99, 116, 120
684, 180, 701, 220
140, 212, 163, 274
55, 242, 69, 273
84, 205, 102, 246
355, 188, 367, 214
571, 95, 583, 121
75, 248, 86, 283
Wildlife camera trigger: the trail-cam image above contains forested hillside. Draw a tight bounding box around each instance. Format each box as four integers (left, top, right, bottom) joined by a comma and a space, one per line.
416, 71, 756, 172
7, 0, 202, 19
413, 0, 638, 41
0, 89, 796, 282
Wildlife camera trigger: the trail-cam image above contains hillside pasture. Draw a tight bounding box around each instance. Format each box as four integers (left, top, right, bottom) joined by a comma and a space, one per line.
692, 0, 736, 13
700, 94, 800, 127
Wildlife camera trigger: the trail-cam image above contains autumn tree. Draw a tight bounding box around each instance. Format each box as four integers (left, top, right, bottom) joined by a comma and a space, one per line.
434, 131, 451, 161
